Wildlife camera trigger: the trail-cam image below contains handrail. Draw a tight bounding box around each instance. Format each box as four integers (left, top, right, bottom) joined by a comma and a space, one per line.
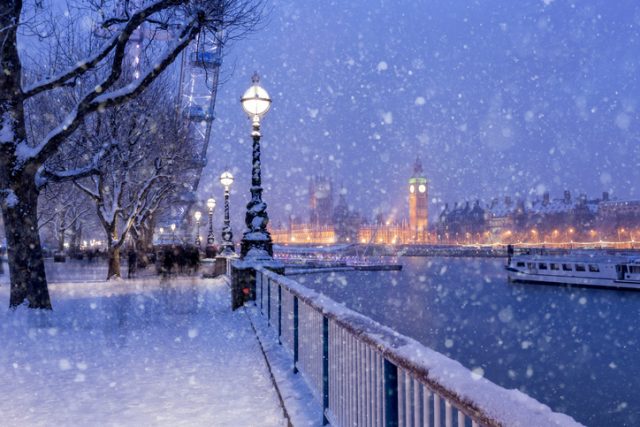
256, 266, 583, 427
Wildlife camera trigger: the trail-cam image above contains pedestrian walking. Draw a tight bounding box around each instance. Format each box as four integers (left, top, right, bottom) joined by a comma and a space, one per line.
127, 249, 138, 279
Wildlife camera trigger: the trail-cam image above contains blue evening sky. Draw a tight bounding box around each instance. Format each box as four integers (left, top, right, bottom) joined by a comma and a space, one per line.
201, 0, 640, 225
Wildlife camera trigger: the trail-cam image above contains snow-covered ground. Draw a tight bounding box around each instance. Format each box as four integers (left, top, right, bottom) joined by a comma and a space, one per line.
0, 273, 286, 427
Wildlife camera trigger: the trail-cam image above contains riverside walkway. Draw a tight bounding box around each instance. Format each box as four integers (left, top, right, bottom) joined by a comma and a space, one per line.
0, 266, 288, 426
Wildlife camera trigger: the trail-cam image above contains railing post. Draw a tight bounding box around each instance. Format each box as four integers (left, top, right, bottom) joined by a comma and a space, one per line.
267, 278, 271, 323
322, 316, 329, 425
278, 285, 282, 344
259, 271, 263, 313
293, 296, 299, 373
384, 359, 399, 427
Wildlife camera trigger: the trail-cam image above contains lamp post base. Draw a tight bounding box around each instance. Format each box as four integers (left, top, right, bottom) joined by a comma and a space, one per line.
205, 244, 218, 259
240, 234, 273, 260
230, 258, 284, 310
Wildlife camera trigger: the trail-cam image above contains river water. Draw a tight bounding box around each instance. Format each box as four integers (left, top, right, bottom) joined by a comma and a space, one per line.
296, 256, 640, 427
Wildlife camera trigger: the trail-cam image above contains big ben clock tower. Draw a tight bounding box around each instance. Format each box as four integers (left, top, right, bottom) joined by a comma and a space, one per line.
408, 156, 428, 239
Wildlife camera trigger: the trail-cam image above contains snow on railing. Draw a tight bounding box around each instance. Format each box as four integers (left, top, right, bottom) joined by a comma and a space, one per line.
254, 267, 584, 427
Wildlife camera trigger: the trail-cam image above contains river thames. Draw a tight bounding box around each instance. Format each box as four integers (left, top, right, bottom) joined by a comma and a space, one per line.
297, 256, 640, 427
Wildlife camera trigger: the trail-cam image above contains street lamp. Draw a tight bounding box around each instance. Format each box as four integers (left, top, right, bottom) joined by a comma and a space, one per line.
206, 197, 217, 258
239, 72, 274, 259
220, 170, 235, 255
194, 211, 202, 247
170, 223, 176, 243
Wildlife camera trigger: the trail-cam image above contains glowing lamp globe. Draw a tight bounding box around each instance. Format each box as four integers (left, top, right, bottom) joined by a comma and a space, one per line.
170, 223, 176, 232
241, 73, 271, 118
207, 198, 216, 210
220, 171, 234, 188
194, 211, 202, 221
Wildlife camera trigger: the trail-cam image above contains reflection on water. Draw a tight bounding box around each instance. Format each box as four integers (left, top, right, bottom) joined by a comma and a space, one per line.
299, 257, 640, 427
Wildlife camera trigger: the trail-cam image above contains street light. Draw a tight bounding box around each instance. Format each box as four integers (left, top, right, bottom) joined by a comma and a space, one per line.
220, 170, 235, 255
170, 223, 176, 244
194, 211, 202, 247
206, 198, 217, 258
239, 72, 274, 259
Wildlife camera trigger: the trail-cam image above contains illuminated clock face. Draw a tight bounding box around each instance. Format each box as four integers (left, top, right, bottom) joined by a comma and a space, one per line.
418, 184, 426, 193
409, 185, 415, 193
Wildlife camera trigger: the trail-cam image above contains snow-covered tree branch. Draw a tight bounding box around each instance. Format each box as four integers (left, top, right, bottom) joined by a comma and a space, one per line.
0, 0, 264, 308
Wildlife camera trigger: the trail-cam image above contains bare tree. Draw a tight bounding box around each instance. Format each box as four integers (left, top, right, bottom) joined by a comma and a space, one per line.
0, 0, 262, 308
38, 183, 91, 256
75, 87, 192, 280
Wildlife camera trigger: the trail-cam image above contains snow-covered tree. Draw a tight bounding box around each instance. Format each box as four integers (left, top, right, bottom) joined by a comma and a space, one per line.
0, 0, 262, 308
75, 86, 192, 280
38, 183, 91, 256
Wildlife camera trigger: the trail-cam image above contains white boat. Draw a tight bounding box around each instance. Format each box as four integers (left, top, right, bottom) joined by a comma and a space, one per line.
505, 252, 640, 290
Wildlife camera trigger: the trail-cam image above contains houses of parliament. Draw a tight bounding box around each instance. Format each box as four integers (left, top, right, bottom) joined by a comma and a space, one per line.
270, 157, 430, 245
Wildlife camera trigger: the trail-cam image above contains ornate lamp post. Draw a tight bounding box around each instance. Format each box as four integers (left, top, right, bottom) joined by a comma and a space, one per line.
239, 73, 273, 259
206, 198, 217, 257
194, 211, 202, 246
170, 223, 176, 244
220, 170, 235, 255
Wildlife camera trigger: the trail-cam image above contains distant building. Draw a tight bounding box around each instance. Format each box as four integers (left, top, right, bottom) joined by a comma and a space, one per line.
332, 187, 361, 243
436, 190, 614, 243
408, 156, 428, 240
309, 176, 333, 227
596, 193, 640, 238
436, 200, 486, 241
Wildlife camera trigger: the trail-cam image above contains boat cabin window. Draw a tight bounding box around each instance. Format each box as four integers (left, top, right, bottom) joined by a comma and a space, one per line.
516, 262, 525, 267
562, 263, 573, 271
575, 264, 586, 272
588, 264, 600, 273
629, 265, 640, 274
550, 263, 560, 270
527, 262, 535, 269
538, 263, 548, 270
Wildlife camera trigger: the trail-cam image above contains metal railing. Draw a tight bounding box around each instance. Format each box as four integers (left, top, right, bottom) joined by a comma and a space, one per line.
254, 267, 582, 427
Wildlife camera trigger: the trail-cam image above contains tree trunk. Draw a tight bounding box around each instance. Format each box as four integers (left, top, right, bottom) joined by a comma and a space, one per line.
0, 1, 49, 308
107, 246, 121, 280
130, 227, 147, 268
57, 224, 65, 253
1, 179, 51, 309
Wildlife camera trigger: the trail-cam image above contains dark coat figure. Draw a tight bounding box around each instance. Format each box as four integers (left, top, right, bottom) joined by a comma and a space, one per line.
185, 245, 201, 275
161, 247, 175, 276
127, 249, 138, 278
176, 245, 187, 273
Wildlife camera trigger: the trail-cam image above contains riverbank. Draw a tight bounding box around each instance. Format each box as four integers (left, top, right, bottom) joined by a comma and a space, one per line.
275, 243, 640, 259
